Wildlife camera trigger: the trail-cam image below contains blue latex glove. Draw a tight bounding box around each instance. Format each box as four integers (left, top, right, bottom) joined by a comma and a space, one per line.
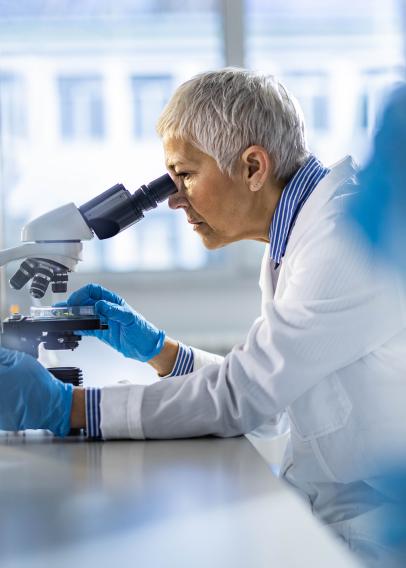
56, 284, 166, 362
0, 347, 72, 436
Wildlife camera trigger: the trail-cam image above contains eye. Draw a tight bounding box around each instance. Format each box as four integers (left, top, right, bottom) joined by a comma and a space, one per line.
177, 172, 191, 181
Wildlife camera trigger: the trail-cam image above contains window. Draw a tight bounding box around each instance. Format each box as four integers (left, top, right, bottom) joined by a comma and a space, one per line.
1, 0, 404, 281
0, 73, 26, 139
280, 71, 330, 134
131, 75, 173, 139
246, 0, 405, 164
312, 95, 329, 131
58, 76, 105, 140
0, 0, 222, 276
357, 66, 404, 134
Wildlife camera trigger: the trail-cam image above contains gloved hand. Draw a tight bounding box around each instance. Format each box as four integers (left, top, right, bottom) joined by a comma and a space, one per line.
56, 284, 166, 362
0, 347, 73, 436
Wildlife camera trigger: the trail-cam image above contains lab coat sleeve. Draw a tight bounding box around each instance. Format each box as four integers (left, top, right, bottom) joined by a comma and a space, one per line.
100, 209, 406, 440
159, 344, 224, 379
192, 347, 224, 369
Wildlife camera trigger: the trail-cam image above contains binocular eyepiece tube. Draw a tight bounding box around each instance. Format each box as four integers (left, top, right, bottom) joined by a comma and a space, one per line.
79, 173, 177, 240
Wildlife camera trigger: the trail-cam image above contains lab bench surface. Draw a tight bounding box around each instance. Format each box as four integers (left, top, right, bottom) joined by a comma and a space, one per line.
0, 433, 359, 568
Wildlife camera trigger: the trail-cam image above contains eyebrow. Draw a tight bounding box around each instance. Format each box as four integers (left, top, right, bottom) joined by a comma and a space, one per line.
166, 160, 196, 171
166, 161, 184, 171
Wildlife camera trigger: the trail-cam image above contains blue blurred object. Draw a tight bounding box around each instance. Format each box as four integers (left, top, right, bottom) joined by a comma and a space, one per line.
349, 83, 406, 271
371, 472, 406, 566
351, 83, 406, 563
0, 347, 72, 435
56, 283, 166, 362
382, 474, 406, 549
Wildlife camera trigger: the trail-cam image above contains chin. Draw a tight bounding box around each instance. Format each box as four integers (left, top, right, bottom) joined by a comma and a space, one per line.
201, 237, 227, 250
196, 225, 229, 250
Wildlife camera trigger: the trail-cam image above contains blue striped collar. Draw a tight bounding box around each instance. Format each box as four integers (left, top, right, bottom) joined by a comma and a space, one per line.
269, 155, 330, 266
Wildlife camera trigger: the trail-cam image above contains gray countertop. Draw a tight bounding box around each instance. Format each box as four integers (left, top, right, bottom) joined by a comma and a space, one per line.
0, 433, 359, 568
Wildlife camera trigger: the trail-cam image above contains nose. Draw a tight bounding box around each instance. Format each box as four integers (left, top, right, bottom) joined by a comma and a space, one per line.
168, 185, 189, 210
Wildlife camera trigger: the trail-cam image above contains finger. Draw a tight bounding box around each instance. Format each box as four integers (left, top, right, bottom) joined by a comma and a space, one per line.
95, 300, 134, 326
65, 283, 101, 306
88, 285, 124, 306
52, 301, 68, 308
0, 346, 25, 368
66, 283, 122, 306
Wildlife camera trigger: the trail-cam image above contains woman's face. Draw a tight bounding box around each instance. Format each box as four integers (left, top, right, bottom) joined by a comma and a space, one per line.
164, 137, 278, 249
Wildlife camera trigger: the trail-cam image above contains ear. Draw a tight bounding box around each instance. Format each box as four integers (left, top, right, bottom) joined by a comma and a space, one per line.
241, 145, 272, 192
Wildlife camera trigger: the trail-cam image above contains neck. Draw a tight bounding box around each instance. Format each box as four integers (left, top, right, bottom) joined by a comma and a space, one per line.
253, 178, 285, 242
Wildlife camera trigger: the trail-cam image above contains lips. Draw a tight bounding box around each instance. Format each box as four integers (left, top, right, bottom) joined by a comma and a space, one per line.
187, 218, 203, 224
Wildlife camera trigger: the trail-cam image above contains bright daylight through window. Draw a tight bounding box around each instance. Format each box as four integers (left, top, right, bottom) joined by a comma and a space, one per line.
0, 0, 222, 275
0, 0, 404, 278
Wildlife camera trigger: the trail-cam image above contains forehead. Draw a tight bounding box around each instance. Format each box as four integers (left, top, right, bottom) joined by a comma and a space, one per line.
163, 137, 205, 169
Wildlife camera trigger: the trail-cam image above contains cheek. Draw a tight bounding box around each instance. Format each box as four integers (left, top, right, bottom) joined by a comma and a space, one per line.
187, 176, 230, 223
195, 196, 220, 221
186, 181, 210, 210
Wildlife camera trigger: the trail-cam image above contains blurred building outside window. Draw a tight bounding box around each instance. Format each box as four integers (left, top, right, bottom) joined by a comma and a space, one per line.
131, 75, 173, 139
246, 0, 405, 166
58, 75, 105, 140
280, 71, 330, 133
0, 72, 26, 139
0, 0, 223, 284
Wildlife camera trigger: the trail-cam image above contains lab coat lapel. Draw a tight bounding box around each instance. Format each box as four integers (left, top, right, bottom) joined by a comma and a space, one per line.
259, 244, 279, 313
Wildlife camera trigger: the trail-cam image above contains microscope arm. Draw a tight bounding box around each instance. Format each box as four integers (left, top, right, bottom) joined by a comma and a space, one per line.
0, 241, 84, 272
0, 202, 94, 297
0, 202, 94, 270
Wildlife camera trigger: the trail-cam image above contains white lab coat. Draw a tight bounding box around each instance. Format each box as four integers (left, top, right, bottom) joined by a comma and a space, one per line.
101, 156, 406, 556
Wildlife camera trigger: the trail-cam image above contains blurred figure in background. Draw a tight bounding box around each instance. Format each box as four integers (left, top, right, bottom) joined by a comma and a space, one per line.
347, 2, 406, 565
350, 0, 406, 269
349, 83, 406, 271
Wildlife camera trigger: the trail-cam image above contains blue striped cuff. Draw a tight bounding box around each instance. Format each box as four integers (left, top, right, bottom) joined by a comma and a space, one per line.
85, 388, 102, 439
170, 343, 194, 376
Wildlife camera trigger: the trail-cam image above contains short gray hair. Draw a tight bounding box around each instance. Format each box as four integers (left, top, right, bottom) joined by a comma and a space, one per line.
156, 68, 309, 181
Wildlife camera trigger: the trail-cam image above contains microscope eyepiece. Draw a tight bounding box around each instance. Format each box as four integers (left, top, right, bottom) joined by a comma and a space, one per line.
145, 173, 179, 203
79, 173, 177, 240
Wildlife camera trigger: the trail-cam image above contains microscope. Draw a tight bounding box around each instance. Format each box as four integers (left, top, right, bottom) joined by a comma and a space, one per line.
0, 174, 177, 390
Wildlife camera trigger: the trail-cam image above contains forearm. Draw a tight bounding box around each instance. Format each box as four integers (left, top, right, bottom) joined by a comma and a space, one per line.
70, 388, 86, 429
69, 339, 187, 438
148, 338, 224, 377
74, 341, 223, 440
148, 336, 180, 376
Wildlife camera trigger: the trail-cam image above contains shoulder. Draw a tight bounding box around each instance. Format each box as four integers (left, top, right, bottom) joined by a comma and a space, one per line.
287, 156, 358, 251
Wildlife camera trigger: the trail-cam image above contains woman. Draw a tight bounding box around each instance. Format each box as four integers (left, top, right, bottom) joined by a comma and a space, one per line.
2, 69, 406, 563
